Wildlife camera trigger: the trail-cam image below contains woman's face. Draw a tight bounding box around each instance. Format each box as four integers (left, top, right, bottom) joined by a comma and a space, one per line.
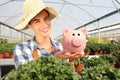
28, 10, 51, 37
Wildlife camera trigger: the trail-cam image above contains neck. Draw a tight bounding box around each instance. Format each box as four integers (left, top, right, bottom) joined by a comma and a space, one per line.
35, 36, 51, 48
35, 36, 53, 53
35, 36, 50, 45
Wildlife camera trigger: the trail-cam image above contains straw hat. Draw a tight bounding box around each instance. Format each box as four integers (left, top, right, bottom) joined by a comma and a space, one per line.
15, 0, 58, 30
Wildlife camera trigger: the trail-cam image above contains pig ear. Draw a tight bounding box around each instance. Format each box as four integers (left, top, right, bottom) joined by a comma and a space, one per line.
81, 28, 87, 35
63, 29, 69, 36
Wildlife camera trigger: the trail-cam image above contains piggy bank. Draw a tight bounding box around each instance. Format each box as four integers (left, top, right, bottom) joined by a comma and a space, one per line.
62, 28, 87, 56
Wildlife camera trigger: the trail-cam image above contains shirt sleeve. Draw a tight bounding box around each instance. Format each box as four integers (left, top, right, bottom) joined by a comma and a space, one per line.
14, 44, 28, 68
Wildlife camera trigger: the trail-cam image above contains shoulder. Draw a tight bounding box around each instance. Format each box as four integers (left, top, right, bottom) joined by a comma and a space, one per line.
14, 39, 32, 49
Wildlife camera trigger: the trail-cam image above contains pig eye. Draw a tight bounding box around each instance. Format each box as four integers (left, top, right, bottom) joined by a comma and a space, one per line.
78, 33, 80, 36
72, 33, 75, 36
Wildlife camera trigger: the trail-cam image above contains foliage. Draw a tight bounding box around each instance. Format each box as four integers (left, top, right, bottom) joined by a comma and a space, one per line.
79, 65, 120, 80
84, 57, 107, 68
112, 52, 120, 60
77, 56, 120, 80
0, 38, 7, 44
74, 57, 89, 66
87, 37, 110, 43
5, 55, 80, 80
5, 54, 120, 80
88, 43, 100, 52
84, 44, 90, 53
0, 43, 17, 54
99, 54, 118, 63
105, 44, 117, 52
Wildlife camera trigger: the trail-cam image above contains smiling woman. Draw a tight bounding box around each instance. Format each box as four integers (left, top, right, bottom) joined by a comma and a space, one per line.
13, 0, 82, 68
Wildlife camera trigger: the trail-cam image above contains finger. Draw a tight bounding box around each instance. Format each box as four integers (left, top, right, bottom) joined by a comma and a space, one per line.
59, 52, 71, 59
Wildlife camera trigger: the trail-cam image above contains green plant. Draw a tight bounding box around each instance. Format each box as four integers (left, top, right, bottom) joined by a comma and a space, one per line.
84, 47, 90, 53
77, 56, 120, 80
74, 57, 88, 66
0, 44, 5, 53
84, 57, 107, 68
88, 43, 100, 55
74, 58, 81, 66
5, 55, 80, 80
99, 54, 118, 63
112, 52, 120, 60
0, 38, 8, 44
78, 65, 120, 80
106, 44, 116, 53
0, 43, 16, 58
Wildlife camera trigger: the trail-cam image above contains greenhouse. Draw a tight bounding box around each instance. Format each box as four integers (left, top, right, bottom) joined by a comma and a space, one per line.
0, 0, 120, 80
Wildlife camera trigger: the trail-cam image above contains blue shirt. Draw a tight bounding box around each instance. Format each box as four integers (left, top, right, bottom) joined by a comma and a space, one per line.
14, 37, 63, 68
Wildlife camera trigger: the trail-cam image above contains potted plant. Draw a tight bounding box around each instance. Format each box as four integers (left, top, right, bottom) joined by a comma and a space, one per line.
0, 44, 5, 59
112, 52, 120, 60
5, 55, 80, 80
98, 43, 105, 54
74, 58, 84, 72
99, 54, 117, 67
78, 64, 120, 80
109, 56, 118, 67
91, 43, 100, 55
84, 47, 90, 56
3, 45, 11, 58
106, 44, 116, 55
113, 52, 120, 68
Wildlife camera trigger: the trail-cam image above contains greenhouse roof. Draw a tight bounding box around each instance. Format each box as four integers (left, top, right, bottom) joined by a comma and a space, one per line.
0, 0, 120, 39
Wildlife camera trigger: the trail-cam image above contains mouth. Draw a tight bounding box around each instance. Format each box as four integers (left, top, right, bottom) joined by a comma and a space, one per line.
41, 27, 49, 33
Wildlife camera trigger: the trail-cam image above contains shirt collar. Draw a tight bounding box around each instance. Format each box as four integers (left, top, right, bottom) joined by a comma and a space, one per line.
30, 37, 55, 51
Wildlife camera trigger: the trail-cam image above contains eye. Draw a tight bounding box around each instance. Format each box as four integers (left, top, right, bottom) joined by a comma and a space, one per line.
44, 16, 50, 21
33, 19, 40, 23
72, 33, 75, 36
35, 20, 40, 23
78, 33, 80, 36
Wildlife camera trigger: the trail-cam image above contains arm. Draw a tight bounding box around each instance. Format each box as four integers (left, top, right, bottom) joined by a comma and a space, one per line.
14, 44, 28, 68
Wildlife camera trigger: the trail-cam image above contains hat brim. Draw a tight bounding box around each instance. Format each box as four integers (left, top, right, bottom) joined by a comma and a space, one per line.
15, 6, 58, 30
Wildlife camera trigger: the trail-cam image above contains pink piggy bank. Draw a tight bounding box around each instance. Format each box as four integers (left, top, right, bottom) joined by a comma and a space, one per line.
62, 28, 87, 56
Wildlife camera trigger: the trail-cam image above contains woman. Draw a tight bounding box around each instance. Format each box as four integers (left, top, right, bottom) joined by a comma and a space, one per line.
14, 0, 82, 68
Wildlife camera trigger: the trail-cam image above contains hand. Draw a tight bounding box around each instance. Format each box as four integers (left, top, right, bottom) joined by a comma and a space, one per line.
55, 51, 83, 61
55, 51, 71, 60
69, 52, 83, 62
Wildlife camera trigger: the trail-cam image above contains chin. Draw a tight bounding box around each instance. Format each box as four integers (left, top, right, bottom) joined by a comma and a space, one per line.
42, 32, 50, 37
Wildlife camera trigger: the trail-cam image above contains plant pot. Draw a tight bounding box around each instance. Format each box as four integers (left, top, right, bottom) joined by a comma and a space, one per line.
85, 51, 90, 56
3, 51, 11, 58
75, 63, 83, 72
99, 50, 103, 54
109, 51, 113, 55
0, 54, 4, 59
115, 61, 120, 68
103, 50, 107, 54
10, 54, 14, 58
94, 51, 99, 55
110, 63, 115, 67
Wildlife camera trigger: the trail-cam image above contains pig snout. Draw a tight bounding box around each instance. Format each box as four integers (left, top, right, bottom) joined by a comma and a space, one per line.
71, 38, 81, 47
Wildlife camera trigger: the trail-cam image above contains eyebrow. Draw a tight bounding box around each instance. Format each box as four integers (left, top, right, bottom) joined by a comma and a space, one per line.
32, 19, 40, 22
